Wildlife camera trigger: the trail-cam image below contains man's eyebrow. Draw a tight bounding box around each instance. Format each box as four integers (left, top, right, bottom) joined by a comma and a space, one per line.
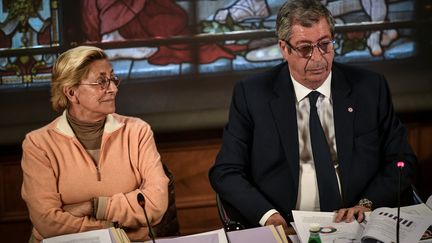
294, 36, 332, 45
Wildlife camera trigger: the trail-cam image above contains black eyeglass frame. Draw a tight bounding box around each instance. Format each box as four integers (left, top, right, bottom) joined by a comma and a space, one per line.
284, 39, 336, 58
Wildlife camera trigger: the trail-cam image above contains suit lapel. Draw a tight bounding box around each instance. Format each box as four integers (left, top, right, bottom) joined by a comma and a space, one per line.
269, 65, 299, 198
331, 65, 355, 206
268, 63, 355, 208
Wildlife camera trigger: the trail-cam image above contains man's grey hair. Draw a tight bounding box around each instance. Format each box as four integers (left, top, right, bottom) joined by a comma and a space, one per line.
276, 0, 335, 42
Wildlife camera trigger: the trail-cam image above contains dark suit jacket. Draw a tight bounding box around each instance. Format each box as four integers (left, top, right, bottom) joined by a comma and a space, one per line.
209, 62, 417, 227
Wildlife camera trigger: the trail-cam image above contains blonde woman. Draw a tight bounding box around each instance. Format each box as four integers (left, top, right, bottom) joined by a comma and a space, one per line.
21, 46, 168, 242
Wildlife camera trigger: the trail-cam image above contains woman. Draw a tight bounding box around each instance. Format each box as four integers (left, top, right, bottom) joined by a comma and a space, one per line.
21, 46, 169, 242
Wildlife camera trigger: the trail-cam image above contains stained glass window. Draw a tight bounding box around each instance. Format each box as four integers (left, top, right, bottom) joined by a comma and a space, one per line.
0, 0, 421, 88
0, 0, 59, 87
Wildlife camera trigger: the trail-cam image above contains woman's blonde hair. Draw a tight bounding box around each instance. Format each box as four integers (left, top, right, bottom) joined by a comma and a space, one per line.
50, 45, 107, 111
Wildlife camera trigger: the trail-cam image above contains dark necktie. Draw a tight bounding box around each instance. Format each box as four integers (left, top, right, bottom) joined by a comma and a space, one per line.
308, 91, 341, 211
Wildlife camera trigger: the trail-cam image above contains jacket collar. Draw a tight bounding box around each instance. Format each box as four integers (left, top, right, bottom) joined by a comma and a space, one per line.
55, 110, 123, 137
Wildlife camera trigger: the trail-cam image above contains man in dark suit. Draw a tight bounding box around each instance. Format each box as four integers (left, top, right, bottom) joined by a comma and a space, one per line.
209, 0, 416, 229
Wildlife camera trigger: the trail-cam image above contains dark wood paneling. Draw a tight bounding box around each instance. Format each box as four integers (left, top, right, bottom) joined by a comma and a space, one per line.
0, 121, 431, 241
0, 221, 32, 243
176, 206, 222, 235
159, 140, 223, 234
0, 155, 32, 243
407, 123, 432, 200
0, 157, 28, 222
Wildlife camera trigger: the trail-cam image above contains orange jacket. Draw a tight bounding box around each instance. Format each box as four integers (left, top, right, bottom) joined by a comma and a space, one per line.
21, 111, 168, 242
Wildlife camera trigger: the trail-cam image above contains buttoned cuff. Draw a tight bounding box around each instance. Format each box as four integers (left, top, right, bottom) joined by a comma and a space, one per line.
259, 209, 279, 226
95, 197, 109, 220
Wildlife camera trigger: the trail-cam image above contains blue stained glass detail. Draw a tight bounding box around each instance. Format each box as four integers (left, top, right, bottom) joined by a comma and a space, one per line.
0, 0, 419, 87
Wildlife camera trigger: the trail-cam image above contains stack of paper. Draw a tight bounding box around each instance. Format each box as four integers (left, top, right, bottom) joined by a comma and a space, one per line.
291, 210, 362, 243
144, 228, 226, 243
291, 195, 432, 243
143, 225, 287, 243
227, 224, 288, 243
41, 224, 288, 243
42, 227, 130, 243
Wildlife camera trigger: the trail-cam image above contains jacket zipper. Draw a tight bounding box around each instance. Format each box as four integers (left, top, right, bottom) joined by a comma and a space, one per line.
96, 132, 112, 181
72, 138, 103, 181
96, 166, 101, 181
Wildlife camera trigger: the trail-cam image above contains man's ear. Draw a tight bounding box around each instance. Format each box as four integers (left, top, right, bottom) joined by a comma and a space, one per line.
64, 86, 78, 103
278, 40, 290, 60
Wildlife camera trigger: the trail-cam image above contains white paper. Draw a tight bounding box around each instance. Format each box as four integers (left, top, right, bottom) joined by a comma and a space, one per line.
362, 207, 432, 243
181, 228, 228, 243
400, 202, 432, 242
401, 203, 432, 216
292, 206, 432, 243
142, 228, 225, 243
292, 210, 363, 243
143, 226, 284, 243
143, 233, 219, 243
227, 225, 283, 243
42, 228, 114, 243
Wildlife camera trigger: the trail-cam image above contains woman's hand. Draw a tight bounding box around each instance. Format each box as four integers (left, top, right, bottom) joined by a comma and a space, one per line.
62, 200, 93, 217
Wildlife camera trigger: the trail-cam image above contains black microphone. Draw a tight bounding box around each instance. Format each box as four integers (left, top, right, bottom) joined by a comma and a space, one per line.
137, 193, 156, 243
396, 161, 405, 243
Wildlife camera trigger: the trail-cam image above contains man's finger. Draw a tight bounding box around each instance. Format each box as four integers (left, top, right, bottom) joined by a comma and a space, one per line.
356, 211, 365, 223
345, 208, 357, 222
335, 208, 347, 222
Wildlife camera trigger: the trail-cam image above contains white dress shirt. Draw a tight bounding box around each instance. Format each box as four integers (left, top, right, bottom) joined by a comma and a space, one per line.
259, 72, 341, 225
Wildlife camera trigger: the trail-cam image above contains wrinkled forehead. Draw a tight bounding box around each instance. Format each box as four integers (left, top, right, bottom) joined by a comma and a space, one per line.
289, 17, 332, 43
84, 59, 114, 79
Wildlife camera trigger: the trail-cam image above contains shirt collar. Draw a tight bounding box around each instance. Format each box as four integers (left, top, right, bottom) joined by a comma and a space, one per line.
291, 72, 332, 102
56, 110, 123, 136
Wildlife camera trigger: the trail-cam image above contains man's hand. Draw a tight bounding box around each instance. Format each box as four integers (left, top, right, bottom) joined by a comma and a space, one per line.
62, 200, 93, 217
265, 213, 288, 230
334, 205, 371, 223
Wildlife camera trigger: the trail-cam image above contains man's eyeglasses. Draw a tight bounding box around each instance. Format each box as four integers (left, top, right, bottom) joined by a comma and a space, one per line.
80, 75, 121, 89
285, 39, 335, 58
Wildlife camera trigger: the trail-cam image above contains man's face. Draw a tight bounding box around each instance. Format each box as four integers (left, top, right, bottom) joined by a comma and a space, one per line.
279, 17, 334, 90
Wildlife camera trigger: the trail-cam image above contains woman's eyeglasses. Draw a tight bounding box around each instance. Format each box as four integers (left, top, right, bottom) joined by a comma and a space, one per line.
80, 75, 121, 90
285, 39, 335, 58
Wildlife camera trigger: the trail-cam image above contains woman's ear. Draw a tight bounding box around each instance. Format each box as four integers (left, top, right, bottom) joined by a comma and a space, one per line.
64, 86, 78, 103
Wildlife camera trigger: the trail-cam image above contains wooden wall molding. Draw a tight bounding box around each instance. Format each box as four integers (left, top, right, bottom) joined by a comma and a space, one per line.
176, 194, 217, 209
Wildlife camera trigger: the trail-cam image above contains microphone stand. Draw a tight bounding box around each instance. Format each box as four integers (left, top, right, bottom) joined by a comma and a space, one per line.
137, 193, 156, 243
396, 161, 405, 243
